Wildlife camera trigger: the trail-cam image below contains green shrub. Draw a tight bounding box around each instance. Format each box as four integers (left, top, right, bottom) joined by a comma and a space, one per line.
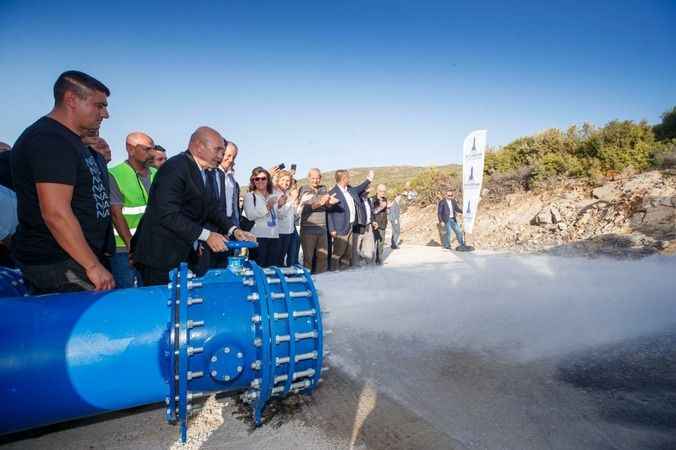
654, 107, 676, 141
651, 139, 676, 168
409, 167, 460, 206
581, 120, 654, 171
531, 152, 585, 182
485, 113, 671, 185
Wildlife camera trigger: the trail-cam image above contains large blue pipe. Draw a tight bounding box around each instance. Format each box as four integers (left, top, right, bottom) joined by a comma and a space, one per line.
0, 245, 325, 443
0, 285, 170, 432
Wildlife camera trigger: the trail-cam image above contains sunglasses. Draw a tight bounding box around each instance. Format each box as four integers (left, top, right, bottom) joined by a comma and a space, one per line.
253, 176, 268, 181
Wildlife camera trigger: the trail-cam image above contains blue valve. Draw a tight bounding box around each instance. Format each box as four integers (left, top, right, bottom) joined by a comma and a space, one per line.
227, 240, 259, 250
227, 240, 258, 273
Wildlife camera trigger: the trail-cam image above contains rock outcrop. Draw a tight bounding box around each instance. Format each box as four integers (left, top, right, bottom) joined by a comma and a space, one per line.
399, 169, 676, 257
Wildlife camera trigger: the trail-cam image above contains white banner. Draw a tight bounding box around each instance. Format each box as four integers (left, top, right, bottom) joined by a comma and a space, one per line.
462, 130, 487, 234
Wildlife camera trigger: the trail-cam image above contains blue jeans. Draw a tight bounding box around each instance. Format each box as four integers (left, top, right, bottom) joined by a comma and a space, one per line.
443, 219, 464, 248
111, 250, 137, 288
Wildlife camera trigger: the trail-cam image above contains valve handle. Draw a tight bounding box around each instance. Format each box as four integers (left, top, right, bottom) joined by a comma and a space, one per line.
227, 240, 259, 250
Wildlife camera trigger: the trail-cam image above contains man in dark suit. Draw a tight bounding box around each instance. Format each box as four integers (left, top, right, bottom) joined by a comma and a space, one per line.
352, 189, 376, 266
371, 184, 389, 264
327, 169, 373, 270
437, 189, 465, 249
133, 127, 255, 285
205, 140, 243, 268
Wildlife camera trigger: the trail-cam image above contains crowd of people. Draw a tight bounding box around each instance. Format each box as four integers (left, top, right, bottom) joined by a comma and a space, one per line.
0, 70, 416, 295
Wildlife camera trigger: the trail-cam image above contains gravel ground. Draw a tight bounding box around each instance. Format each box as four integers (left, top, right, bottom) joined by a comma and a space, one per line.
2, 247, 675, 450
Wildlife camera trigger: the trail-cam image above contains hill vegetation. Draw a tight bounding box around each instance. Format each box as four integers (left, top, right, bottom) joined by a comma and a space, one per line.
297, 164, 460, 199
485, 107, 676, 189
297, 106, 676, 208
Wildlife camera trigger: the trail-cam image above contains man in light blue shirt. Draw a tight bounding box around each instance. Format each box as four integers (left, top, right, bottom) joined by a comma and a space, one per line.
1, 184, 18, 266
0, 185, 17, 241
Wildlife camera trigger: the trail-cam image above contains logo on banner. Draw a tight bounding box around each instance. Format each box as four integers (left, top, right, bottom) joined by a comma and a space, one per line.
462, 130, 486, 234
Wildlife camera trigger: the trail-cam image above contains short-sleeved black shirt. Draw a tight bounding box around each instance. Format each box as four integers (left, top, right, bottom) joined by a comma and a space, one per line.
11, 116, 113, 265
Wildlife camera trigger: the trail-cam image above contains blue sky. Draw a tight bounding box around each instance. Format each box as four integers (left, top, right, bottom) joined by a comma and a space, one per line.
1, 0, 675, 182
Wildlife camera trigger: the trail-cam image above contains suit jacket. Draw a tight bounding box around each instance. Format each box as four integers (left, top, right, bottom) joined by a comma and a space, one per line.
371, 196, 388, 231
352, 194, 373, 234
133, 151, 235, 272
204, 169, 241, 230
437, 198, 462, 223
327, 179, 370, 236
388, 200, 401, 228
201, 168, 244, 268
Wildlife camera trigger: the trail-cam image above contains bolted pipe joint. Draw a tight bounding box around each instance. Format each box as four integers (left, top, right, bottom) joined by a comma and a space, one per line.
187, 371, 204, 381
0, 254, 325, 445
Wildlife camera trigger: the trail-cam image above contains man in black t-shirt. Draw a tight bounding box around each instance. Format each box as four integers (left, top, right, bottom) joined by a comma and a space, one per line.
11, 70, 115, 294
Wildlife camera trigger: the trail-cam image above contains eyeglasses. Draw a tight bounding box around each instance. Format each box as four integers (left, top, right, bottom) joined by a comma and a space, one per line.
253, 177, 268, 181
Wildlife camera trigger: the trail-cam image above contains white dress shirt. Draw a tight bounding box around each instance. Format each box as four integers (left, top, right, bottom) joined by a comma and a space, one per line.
363, 197, 372, 224
223, 169, 235, 217
339, 185, 356, 224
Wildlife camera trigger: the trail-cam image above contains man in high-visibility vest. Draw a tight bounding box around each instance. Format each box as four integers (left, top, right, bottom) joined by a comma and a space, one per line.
108, 132, 156, 287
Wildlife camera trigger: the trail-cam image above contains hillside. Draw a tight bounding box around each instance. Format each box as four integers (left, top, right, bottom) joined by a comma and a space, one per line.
400, 168, 676, 257
296, 164, 460, 195
294, 162, 675, 257
291, 110, 676, 257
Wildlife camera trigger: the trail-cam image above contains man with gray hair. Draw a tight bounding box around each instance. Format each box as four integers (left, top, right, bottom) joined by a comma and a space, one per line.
205, 139, 241, 269
371, 184, 389, 264
389, 194, 402, 249
298, 168, 338, 273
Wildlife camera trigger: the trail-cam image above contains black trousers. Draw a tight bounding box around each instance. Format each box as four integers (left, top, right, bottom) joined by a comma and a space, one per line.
277, 233, 292, 267
138, 264, 170, 287
252, 237, 281, 268
18, 256, 110, 295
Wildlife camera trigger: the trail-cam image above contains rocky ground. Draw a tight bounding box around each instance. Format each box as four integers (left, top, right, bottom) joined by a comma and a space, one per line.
400, 169, 676, 257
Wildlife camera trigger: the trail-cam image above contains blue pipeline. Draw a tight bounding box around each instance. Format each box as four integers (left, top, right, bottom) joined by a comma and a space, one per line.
0, 284, 170, 432
0, 251, 325, 442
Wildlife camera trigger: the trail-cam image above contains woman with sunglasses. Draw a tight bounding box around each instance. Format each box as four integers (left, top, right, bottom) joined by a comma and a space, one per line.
243, 167, 281, 267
